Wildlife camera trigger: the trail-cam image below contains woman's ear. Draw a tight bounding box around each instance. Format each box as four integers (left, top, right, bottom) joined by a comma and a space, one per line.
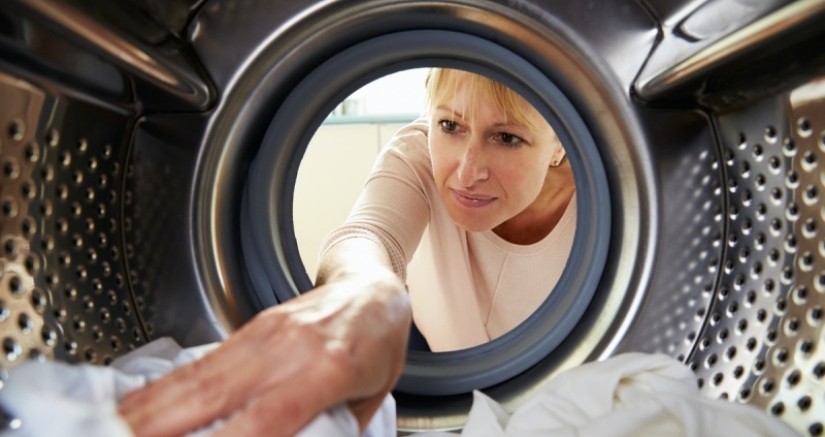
550, 144, 567, 167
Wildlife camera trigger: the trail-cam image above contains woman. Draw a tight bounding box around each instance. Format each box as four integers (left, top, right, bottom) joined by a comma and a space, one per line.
321, 68, 576, 351
119, 69, 574, 436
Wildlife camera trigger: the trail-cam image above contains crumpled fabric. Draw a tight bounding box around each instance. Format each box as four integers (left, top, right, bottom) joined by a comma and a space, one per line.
0, 343, 800, 437
417, 352, 800, 437
0, 337, 395, 437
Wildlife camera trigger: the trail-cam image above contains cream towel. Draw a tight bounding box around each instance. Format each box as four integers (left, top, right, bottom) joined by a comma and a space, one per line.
419, 353, 799, 437
0, 337, 395, 437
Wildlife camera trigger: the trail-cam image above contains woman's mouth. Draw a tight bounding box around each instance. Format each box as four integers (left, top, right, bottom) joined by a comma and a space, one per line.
451, 189, 496, 208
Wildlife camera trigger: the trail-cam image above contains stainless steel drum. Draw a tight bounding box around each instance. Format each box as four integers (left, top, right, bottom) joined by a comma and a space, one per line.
1, 0, 825, 434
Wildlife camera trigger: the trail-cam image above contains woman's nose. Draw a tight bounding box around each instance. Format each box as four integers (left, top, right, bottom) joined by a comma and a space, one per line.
457, 141, 489, 186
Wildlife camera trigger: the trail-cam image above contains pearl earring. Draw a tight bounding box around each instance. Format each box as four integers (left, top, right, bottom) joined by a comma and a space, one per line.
550, 154, 567, 168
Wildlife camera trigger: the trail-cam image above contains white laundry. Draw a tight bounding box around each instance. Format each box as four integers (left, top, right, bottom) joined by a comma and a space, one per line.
0, 337, 395, 437
417, 352, 800, 437
0, 342, 800, 437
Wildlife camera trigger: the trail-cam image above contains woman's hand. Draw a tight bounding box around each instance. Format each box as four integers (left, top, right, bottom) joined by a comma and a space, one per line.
118, 269, 410, 437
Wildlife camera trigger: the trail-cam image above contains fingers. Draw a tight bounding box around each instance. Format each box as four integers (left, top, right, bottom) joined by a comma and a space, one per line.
120, 311, 290, 437
212, 351, 358, 437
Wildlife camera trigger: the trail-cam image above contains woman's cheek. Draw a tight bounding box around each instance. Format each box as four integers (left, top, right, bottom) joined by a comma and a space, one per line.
430, 148, 450, 188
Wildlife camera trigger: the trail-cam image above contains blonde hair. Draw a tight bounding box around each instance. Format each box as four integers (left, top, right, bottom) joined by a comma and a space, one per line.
424, 68, 537, 130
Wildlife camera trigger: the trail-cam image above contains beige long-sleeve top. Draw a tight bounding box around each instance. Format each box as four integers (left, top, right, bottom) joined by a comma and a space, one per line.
320, 119, 576, 351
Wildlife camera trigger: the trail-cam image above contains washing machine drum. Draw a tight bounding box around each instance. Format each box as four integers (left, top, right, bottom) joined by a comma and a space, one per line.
1, 0, 824, 434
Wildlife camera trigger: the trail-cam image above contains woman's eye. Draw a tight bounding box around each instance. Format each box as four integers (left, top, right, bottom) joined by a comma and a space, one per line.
439, 120, 459, 132
498, 133, 523, 146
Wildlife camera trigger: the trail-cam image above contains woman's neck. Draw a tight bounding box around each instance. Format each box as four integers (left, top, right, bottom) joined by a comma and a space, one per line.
492, 164, 576, 245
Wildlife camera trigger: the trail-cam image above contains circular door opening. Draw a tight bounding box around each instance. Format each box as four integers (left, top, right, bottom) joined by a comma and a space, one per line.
241, 30, 611, 396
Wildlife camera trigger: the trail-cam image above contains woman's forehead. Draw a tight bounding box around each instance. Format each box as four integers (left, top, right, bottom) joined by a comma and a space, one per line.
428, 69, 555, 134
434, 88, 546, 128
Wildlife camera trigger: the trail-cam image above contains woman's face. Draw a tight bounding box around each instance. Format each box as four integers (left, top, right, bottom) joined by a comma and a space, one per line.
428, 74, 564, 232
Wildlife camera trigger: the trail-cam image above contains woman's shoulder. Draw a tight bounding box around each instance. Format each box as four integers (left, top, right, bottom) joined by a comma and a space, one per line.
385, 118, 429, 154
376, 118, 432, 172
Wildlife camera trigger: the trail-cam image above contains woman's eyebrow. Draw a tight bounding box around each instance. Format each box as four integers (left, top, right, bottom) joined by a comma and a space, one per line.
435, 105, 464, 119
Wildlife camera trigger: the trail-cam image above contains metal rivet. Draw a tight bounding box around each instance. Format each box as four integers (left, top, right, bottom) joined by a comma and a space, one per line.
52, 307, 66, 322
64, 285, 77, 300
46, 129, 59, 147
766, 328, 778, 344
21, 180, 36, 199
30, 288, 46, 313
774, 348, 788, 364
54, 186, 68, 206
40, 326, 57, 347
82, 295, 93, 311
8, 275, 24, 296
72, 233, 84, 248
2, 197, 18, 218
797, 118, 812, 137
76, 265, 88, 281
64, 339, 78, 354
733, 366, 744, 379
8, 120, 24, 141
809, 307, 822, 325
21, 218, 37, 239
2, 159, 19, 179
761, 377, 774, 394
771, 402, 784, 416
745, 290, 756, 306
100, 308, 111, 323
58, 251, 72, 267
813, 363, 824, 378
3, 338, 22, 361
72, 316, 86, 332
72, 170, 84, 185
783, 137, 797, 155
59, 151, 71, 167
17, 313, 32, 333
84, 348, 97, 363
798, 396, 812, 411
764, 126, 777, 143
787, 369, 801, 386
23, 142, 39, 162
